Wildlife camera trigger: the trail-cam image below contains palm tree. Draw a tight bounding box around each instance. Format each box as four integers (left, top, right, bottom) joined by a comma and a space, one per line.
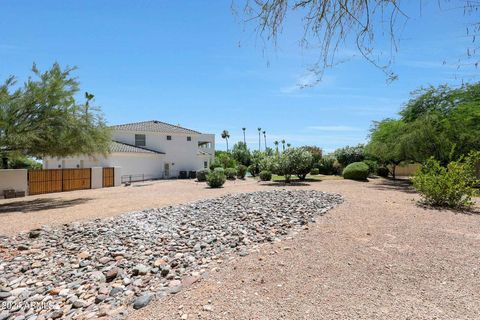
287, 143, 291, 148
242, 127, 246, 145
274, 141, 279, 154
221, 130, 230, 152
262, 131, 267, 150
257, 127, 262, 151
281, 139, 286, 152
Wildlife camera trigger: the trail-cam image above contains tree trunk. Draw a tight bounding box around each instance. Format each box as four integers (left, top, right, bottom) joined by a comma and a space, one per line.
392, 164, 396, 180
226, 139, 229, 152
1, 157, 8, 169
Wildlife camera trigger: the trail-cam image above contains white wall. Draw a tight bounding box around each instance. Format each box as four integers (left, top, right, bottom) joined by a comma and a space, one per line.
0, 169, 28, 197
44, 153, 164, 181
91, 167, 103, 189
112, 130, 215, 172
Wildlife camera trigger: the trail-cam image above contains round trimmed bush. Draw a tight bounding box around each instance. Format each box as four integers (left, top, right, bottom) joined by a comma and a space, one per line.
342, 162, 369, 181
213, 167, 225, 174
224, 167, 237, 180
206, 171, 226, 188
259, 170, 272, 181
310, 168, 319, 175
377, 167, 389, 177
237, 164, 247, 179
196, 169, 209, 182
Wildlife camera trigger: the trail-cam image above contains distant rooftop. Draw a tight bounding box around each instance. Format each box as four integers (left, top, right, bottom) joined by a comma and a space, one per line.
110, 120, 202, 135
110, 140, 165, 154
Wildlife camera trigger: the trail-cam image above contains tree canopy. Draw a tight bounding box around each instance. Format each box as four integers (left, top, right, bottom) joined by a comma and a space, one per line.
366, 83, 480, 166
0, 63, 111, 163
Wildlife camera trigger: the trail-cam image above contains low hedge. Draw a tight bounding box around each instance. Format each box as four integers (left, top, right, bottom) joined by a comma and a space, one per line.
207, 171, 226, 188
196, 169, 209, 182
342, 162, 369, 181
259, 170, 272, 181
224, 167, 237, 180
310, 168, 319, 175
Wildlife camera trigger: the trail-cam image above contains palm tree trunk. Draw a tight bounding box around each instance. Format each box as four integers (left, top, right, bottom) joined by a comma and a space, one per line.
243, 131, 246, 145
226, 138, 229, 152
258, 133, 261, 151
264, 135, 267, 150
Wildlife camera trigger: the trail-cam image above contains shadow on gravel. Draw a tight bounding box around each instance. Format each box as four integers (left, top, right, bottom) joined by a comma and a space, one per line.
0, 198, 93, 214
260, 181, 312, 187
368, 177, 417, 194
417, 201, 480, 215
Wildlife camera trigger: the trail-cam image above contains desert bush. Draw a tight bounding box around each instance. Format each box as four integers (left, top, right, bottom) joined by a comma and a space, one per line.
259, 155, 278, 173
318, 156, 336, 175
332, 160, 343, 175
377, 167, 389, 177
214, 167, 225, 174
206, 171, 226, 188
412, 152, 480, 208
310, 168, 319, 175
247, 164, 257, 177
224, 167, 237, 180
363, 160, 378, 176
342, 162, 369, 181
259, 170, 272, 181
196, 169, 209, 182
333, 144, 365, 167
236, 164, 247, 179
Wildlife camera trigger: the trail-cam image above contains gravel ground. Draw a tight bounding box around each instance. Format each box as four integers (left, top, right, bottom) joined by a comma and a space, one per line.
0, 190, 342, 319
0, 179, 273, 236
131, 178, 480, 320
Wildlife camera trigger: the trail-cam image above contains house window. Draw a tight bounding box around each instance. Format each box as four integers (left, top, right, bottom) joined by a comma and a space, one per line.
204, 161, 208, 169
187, 136, 191, 141
135, 134, 146, 146
167, 135, 172, 141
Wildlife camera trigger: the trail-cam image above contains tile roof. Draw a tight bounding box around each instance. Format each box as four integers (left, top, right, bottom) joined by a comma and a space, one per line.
110, 141, 165, 154
110, 120, 202, 135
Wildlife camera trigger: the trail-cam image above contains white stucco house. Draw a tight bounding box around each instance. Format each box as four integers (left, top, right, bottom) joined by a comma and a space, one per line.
43, 120, 215, 181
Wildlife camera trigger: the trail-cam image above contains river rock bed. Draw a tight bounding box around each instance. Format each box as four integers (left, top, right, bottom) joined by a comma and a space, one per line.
0, 190, 343, 319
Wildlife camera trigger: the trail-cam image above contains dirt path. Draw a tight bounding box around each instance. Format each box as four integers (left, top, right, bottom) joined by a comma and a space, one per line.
131, 178, 480, 320
0, 178, 273, 236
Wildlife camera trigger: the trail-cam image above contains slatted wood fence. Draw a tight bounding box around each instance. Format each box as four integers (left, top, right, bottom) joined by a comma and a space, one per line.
102, 167, 114, 188
28, 168, 91, 195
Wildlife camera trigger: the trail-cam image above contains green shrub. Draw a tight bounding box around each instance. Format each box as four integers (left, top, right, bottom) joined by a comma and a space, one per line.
342, 162, 369, 181
214, 167, 225, 174
310, 168, 319, 175
206, 171, 226, 188
318, 156, 336, 175
259, 170, 272, 181
236, 164, 247, 179
224, 167, 237, 180
412, 153, 479, 208
248, 164, 257, 177
332, 160, 343, 175
377, 167, 389, 177
196, 169, 209, 182
362, 160, 378, 176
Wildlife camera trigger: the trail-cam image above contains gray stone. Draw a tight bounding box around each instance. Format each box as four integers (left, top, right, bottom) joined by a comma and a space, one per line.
133, 293, 153, 310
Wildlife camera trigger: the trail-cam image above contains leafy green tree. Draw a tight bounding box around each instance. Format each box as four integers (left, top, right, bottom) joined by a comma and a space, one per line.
302, 146, 323, 163
276, 148, 314, 182
400, 84, 480, 163
231, 141, 251, 166
0, 63, 111, 167
365, 119, 407, 179
333, 144, 365, 167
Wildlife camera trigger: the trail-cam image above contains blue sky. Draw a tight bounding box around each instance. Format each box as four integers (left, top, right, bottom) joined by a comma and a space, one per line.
0, 1, 477, 152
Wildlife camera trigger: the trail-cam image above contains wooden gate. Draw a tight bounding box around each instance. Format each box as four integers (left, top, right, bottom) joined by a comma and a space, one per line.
28, 169, 91, 195
102, 167, 114, 187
